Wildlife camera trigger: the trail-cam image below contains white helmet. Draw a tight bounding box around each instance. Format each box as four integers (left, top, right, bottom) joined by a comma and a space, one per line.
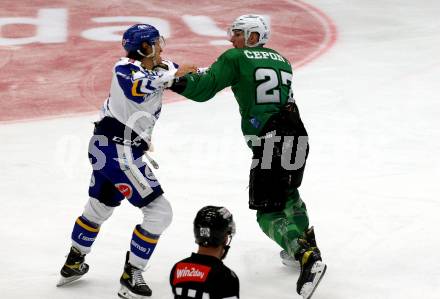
229, 14, 270, 47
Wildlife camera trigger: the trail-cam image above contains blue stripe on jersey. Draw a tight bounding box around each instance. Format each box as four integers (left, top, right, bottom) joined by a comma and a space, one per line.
143, 80, 155, 91
115, 64, 158, 104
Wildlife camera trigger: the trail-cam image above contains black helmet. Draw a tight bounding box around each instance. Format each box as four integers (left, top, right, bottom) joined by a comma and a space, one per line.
194, 206, 236, 247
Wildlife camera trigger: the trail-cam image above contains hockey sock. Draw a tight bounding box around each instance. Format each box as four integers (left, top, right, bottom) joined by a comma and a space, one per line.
129, 224, 160, 269
71, 216, 100, 254
256, 190, 309, 257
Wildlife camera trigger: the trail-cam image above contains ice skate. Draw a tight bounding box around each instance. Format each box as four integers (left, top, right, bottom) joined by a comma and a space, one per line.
296, 247, 326, 299
118, 252, 152, 299
57, 246, 89, 287
281, 227, 317, 269
303, 226, 317, 248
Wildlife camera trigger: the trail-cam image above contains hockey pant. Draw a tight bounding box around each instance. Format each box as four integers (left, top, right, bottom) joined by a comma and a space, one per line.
249, 102, 309, 212
70, 137, 172, 269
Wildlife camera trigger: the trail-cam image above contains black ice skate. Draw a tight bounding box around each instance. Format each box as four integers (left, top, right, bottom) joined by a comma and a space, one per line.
303, 226, 318, 248
280, 227, 317, 268
57, 246, 89, 287
118, 252, 152, 299
295, 227, 326, 298
296, 247, 326, 299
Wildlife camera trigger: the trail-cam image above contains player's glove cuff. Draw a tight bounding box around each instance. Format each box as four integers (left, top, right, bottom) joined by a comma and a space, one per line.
169, 76, 187, 94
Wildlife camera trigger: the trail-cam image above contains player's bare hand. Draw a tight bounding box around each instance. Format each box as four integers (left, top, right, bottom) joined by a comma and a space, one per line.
176, 65, 198, 77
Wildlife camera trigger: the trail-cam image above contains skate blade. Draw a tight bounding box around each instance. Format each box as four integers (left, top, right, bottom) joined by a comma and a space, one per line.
300, 261, 327, 299
56, 275, 83, 287
118, 285, 151, 299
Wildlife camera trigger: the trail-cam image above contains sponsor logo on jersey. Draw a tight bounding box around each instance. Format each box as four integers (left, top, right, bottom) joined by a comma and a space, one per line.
249, 117, 261, 129
173, 263, 211, 284
115, 183, 133, 199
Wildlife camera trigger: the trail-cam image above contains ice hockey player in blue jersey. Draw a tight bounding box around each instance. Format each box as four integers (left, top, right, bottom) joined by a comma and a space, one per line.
56, 24, 197, 299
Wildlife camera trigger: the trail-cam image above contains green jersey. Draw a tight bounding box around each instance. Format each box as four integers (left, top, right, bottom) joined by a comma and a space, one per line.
181, 47, 294, 138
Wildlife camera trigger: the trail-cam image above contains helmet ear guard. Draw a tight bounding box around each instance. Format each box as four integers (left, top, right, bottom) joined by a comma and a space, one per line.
228, 14, 270, 47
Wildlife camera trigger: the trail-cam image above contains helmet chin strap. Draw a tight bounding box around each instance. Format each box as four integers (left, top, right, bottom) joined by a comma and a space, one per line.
137, 44, 158, 66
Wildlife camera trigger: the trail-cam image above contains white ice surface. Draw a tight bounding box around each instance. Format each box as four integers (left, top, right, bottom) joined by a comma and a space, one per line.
1, 1, 440, 298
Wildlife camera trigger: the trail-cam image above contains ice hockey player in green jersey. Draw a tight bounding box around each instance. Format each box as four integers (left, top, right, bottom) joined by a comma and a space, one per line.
170, 14, 326, 299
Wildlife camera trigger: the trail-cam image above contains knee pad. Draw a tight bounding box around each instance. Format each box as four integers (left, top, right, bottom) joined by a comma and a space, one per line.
140, 195, 173, 235
82, 197, 115, 225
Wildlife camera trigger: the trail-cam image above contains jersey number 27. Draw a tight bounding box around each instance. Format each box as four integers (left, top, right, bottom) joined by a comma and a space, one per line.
255, 68, 293, 104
